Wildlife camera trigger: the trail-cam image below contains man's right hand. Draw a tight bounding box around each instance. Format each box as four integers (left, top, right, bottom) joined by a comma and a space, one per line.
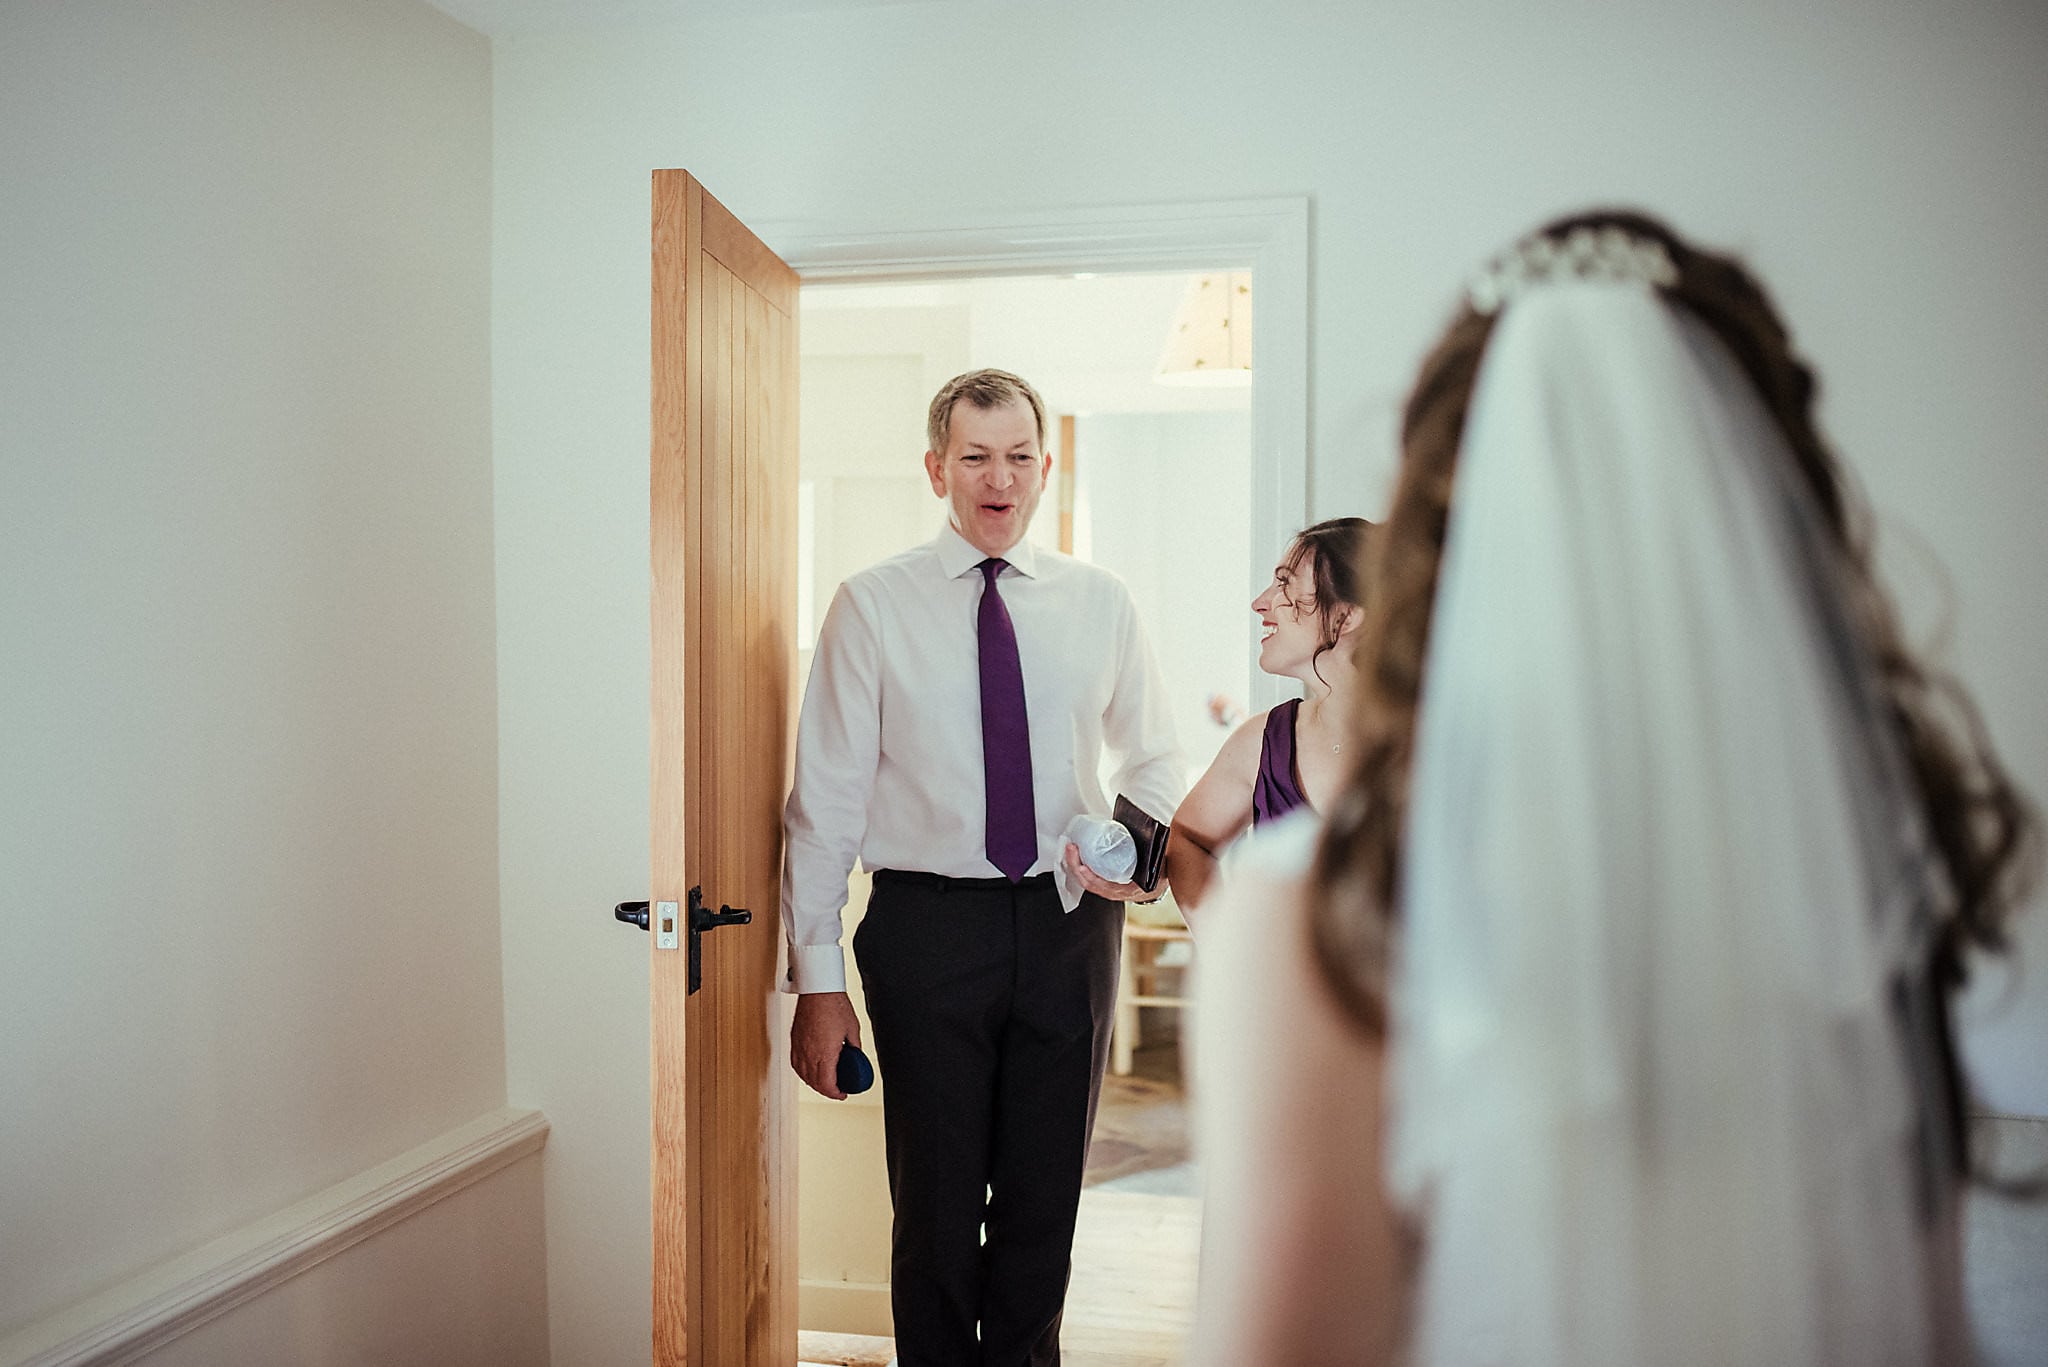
790, 990, 863, 1100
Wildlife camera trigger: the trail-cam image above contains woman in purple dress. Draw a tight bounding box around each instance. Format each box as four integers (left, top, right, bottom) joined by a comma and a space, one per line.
1167, 517, 1373, 913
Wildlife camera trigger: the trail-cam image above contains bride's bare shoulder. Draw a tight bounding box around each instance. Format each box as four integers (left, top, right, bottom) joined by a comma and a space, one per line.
1189, 812, 1407, 1366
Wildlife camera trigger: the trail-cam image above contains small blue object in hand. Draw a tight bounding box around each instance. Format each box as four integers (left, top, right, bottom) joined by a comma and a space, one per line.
837, 1042, 874, 1096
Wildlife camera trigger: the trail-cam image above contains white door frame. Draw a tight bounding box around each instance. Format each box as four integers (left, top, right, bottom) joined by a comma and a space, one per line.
756, 196, 1311, 712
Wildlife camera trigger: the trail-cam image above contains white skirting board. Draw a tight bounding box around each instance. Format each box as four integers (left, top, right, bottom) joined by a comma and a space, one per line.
798, 1278, 893, 1340
0, 1107, 549, 1367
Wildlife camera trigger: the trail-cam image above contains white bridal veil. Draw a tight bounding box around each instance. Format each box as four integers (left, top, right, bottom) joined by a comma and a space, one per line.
1388, 280, 1951, 1365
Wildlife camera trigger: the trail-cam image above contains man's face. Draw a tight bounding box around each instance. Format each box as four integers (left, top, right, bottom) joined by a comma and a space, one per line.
923, 398, 1050, 558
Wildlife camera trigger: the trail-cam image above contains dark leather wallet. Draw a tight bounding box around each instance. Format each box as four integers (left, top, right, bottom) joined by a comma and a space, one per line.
1112, 794, 1169, 894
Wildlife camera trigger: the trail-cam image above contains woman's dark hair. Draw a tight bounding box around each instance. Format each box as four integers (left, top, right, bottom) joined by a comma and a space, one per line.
1281, 517, 1375, 685
1307, 210, 2040, 1086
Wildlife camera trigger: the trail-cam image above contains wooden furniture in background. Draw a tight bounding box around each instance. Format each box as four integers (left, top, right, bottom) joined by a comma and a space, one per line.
1111, 896, 1193, 1077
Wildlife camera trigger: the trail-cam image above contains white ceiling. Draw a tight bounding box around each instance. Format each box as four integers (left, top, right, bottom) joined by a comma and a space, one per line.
422, 0, 948, 38
412, 3, 1252, 415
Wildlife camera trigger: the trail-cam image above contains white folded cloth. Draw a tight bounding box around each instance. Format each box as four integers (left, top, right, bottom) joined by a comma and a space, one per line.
1064, 812, 1137, 881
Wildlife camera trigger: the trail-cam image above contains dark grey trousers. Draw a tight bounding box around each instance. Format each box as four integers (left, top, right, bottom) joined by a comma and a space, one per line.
852, 869, 1124, 1367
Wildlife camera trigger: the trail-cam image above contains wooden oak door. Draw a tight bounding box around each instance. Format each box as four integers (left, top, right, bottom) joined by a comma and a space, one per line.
650, 169, 800, 1367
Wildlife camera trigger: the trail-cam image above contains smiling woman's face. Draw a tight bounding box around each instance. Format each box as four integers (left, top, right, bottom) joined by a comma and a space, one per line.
923, 398, 1049, 558
1251, 545, 1324, 679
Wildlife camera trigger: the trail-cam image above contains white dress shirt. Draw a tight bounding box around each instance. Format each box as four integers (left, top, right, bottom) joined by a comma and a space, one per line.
780, 523, 1184, 994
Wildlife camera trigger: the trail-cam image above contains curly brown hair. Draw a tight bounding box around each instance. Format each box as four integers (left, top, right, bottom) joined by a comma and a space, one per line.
1278, 517, 1376, 686
1307, 209, 2039, 1070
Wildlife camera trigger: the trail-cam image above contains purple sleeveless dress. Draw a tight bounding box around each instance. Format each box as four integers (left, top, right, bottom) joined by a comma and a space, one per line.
1252, 697, 1311, 826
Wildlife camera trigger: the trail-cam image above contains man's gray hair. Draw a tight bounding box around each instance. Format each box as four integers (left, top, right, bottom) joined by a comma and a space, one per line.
926, 368, 1048, 455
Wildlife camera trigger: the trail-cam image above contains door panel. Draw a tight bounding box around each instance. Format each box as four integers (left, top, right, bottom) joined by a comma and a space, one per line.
651, 169, 799, 1367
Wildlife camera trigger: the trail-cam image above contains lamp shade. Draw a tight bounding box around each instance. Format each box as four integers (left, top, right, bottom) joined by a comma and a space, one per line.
1155, 271, 1252, 386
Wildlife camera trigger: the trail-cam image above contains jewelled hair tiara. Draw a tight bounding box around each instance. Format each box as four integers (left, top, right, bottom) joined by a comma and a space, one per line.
1467, 225, 1680, 316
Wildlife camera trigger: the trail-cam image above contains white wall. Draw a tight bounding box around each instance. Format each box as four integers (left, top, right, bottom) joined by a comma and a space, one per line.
799, 350, 939, 650
491, 2, 2048, 1356
1078, 412, 1255, 779
139, 1155, 548, 1367
0, 0, 519, 1348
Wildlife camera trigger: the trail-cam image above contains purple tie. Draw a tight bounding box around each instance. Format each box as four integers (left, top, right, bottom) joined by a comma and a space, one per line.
978, 558, 1037, 881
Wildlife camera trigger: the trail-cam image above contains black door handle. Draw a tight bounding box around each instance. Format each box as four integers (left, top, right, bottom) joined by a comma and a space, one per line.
688, 886, 750, 994
615, 891, 749, 997
690, 892, 751, 935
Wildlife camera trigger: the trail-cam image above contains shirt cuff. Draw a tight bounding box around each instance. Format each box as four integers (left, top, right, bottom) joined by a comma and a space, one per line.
783, 942, 848, 995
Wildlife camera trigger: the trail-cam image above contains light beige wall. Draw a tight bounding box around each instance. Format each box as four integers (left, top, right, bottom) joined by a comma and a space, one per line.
491, 2, 2048, 1357
0, 0, 513, 1343
795, 877, 892, 1337
144, 1154, 549, 1367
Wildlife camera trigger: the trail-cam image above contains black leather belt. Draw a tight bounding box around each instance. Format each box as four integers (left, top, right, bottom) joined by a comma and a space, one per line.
873, 869, 1054, 893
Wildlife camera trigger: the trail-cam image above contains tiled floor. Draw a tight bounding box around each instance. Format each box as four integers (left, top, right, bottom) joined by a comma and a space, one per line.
1086, 1038, 1196, 1196
1065, 1038, 1202, 1365
796, 1330, 895, 1366
798, 1183, 1198, 1367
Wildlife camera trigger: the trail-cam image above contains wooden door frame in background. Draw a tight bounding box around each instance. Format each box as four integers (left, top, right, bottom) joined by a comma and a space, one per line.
754, 196, 1311, 713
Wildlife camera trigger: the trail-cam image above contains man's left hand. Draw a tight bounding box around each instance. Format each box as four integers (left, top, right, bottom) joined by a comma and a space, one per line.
1064, 841, 1158, 904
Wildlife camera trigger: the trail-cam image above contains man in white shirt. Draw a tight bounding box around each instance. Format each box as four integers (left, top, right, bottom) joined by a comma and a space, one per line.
782, 368, 1183, 1367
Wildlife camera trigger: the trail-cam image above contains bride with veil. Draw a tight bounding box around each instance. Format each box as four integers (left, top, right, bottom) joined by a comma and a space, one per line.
1188, 212, 2037, 1366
